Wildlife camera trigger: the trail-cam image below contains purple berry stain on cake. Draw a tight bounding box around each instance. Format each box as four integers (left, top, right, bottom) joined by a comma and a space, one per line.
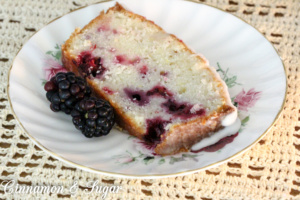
139, 65, 148, 75
146, 85, 173, 98
115, 55, 140, 65
77, 51, 106, 79
97, 24, 118, 34
144, 117, 170, 145
97, 24, 110, 32
162, 99, 205, 120
124, 85, 205, 119
103, 87, 115, 95
124, 85, 173, 106
124, 88, 150, 106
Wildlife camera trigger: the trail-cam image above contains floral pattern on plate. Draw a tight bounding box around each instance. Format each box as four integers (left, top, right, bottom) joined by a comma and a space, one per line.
43, 44, 66, 83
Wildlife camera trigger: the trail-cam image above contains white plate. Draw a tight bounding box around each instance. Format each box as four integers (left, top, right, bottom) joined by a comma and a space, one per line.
8, 0, 286, 178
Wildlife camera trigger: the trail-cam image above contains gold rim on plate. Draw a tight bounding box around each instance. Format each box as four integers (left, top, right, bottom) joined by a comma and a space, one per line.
7, 0, 287, 178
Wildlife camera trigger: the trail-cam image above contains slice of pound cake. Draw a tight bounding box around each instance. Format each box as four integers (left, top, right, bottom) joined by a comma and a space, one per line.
62, 3, 237, 155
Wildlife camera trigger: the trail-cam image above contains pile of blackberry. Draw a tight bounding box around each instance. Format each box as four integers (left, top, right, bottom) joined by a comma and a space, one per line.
44, 72, 115, 137
44, 72, 91, 114
71, 97, 115, 138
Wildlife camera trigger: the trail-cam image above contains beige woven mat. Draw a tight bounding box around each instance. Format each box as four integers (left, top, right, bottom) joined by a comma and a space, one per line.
0, 0, 299, 199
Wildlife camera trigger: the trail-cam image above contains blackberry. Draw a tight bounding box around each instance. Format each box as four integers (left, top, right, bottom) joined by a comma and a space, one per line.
44, 72, 91, 114
71, 97, 115, 138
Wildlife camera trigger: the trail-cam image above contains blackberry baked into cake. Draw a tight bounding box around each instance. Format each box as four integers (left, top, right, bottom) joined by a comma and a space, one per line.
62, 3, 237, 155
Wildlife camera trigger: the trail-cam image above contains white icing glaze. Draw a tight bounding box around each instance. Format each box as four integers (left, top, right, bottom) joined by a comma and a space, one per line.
221, 107, 237, 126
191, 117, 241, 151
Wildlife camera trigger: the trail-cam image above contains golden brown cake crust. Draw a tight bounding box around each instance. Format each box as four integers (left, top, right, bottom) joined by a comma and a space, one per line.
61, 3, 236, 155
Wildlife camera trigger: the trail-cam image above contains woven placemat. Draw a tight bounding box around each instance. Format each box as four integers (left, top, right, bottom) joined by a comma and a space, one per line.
0, 0, 298, 199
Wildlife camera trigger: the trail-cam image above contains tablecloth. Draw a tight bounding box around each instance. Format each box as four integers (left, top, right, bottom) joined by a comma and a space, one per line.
0, 0, 299, 199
